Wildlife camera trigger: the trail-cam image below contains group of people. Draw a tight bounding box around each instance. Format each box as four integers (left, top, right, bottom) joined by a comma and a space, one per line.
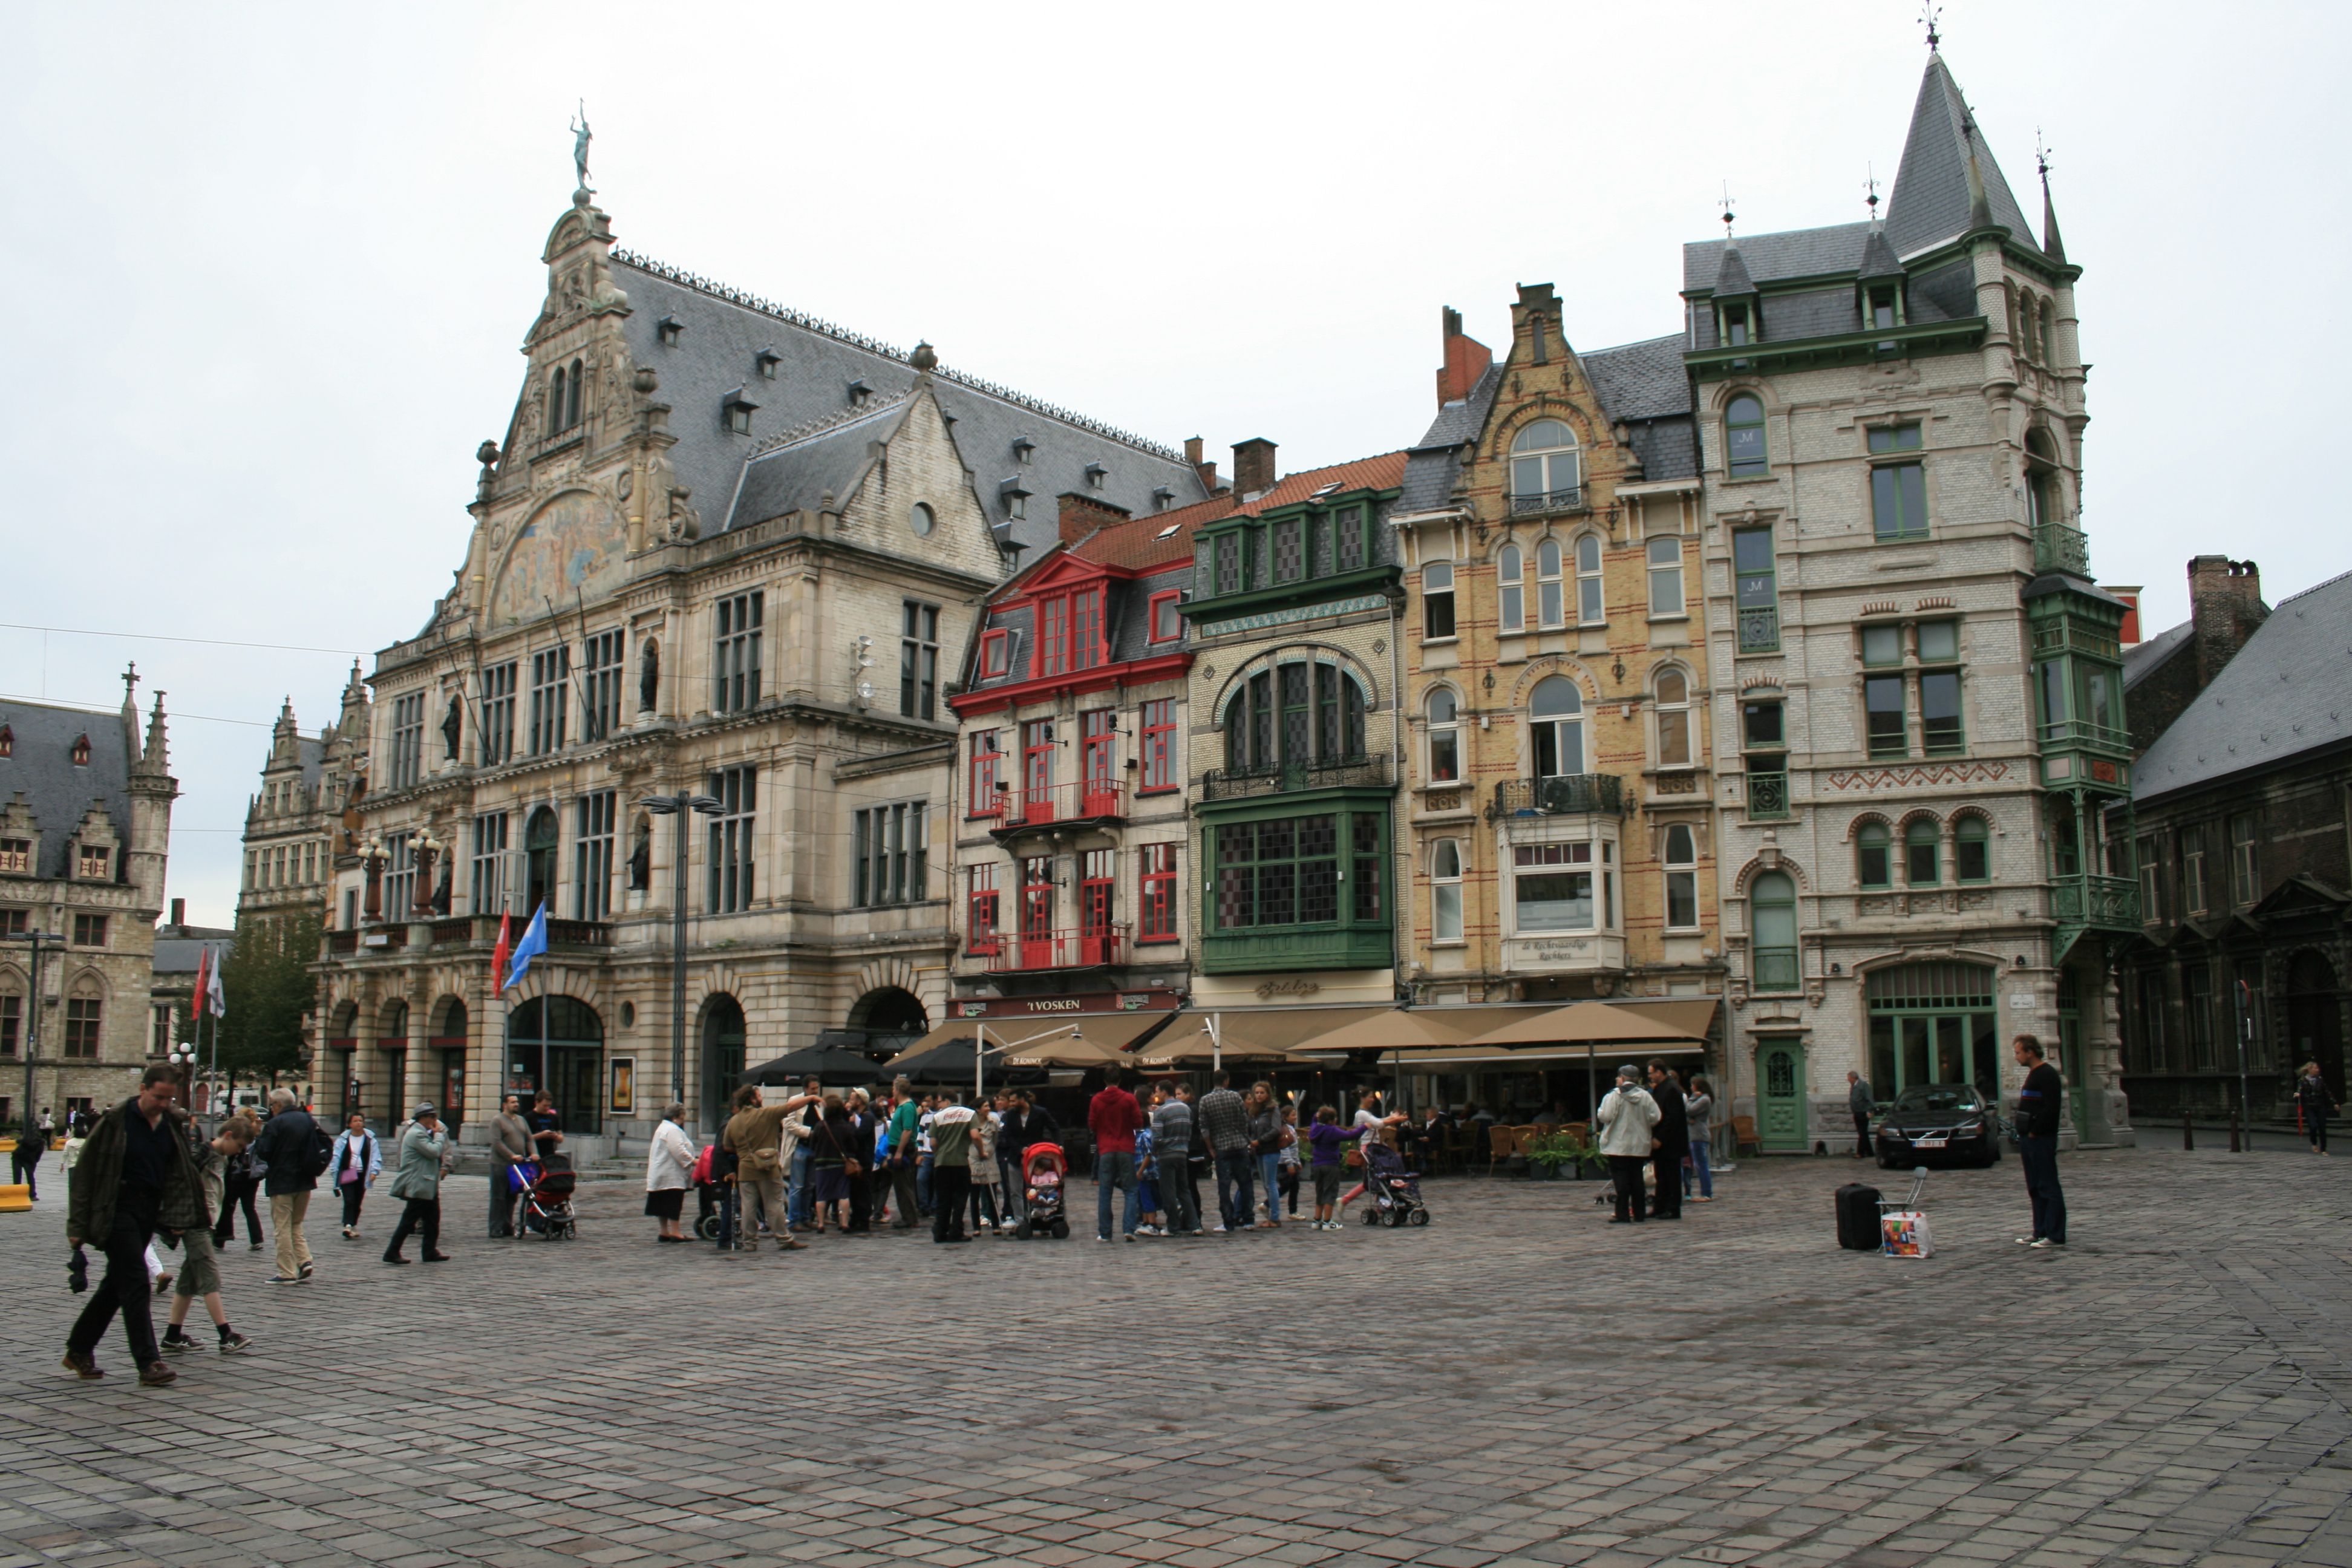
1592, 1062, 1717, 1223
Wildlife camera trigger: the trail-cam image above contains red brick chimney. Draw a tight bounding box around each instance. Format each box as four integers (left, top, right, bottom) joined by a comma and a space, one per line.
1232, 439, 1278, 499
2187, 556, 2267, 688
1184, 436, 1219, 495
1436, 306, 1493, 405
1057, 492, 1130, 547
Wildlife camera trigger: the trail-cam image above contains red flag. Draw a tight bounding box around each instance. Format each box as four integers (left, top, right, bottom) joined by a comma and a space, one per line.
491, 909, 514, 994
189, 944, 211, 1037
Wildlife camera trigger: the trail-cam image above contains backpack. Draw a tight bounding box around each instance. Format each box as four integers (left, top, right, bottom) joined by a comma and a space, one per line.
301, 1117, 335, 1181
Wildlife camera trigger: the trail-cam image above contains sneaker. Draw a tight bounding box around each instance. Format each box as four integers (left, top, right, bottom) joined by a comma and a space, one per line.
2014, 1236, 2040, 1245
341, 1226, 356, 1239
1123, 1232, 1137, 1243
248, 1241, 264, 1250
1096, 1235, 1114, 1243
61, 1351, 102, 1380
298, 1264, 315, 1279
269, 1275, 302, 1285
1212, 1224, 1228, 1233
160, 1334, 195, 1356
2028, 1237, 2062, 1249
218, 1332, 253, 1354
138, 1361, 178, 1388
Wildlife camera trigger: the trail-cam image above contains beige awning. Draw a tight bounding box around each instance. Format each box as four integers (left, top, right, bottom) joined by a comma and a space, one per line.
887, 1010, 1178, 1074
1282, 1009, 1486, 1057
1134, 1005, 1391, 1068
1391, 1041, 1708, 1068
1464, 1000, 1705, 1049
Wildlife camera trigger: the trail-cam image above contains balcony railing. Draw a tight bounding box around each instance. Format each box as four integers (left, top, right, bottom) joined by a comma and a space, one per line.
988, 779, 1128, 832
1487, 774, 1625, 820
327, 929, 359, 955
2034, 520, 2090, 576
2051, 874, 2138, 928
1746, 766, 1791, 820
1508, 486, 1584, 516
1753, 946, 1802, 993
430, 918, 477, 946
973, 927, 1126, 973
1737, 606, 1782, 653
1201, 756, 1391, 801
2039, 718, 2131, 755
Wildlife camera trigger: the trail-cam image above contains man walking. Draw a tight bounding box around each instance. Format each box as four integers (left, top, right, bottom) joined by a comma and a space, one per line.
64, 1064, 208, 1386
2012, 1035, 2067, 1249
488, 1094, 531, 1238
722, 1085, 815, 1253
13, 1112, 45, 1199
1846, 1071, 1875, 1159
928, 1091, 976, 1243
1154, 1081, 1201, 1236
382, 1103, 452, 1266
1088, 1069, 1146, 1243
1646, 1062, 1688, 1221
1197, 1071, 1253, 1233
1595, 1065, 1660, 1225
252, 1088, 321, 1285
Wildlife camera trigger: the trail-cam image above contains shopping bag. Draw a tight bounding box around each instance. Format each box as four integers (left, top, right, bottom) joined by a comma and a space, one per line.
1880, 1209, 1933, 1258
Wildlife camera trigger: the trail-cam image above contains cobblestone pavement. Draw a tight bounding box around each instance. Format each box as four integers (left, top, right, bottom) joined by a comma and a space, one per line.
3, 1145, 2348, 1568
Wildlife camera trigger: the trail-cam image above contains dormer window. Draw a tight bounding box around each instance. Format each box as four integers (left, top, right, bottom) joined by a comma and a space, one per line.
1720, 302, 1753, 347
657, 315, 682, 347
1867, 286, 1901, 332
848, 379, 873, 408
1012, 437, 1036, 465
70, 734, 90, 766
722, 388, 757, 435
998, 476, 1030, 521
756, 347, 781, 379
1085, 462, 1108, 488
77, 844, 109, 880
1152, 486, 1174, 512
0, 725, 10, 758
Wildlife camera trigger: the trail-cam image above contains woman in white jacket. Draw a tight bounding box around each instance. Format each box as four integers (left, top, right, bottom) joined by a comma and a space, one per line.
644, 1103, 698, 1244
1595, 1065, 1661, 1225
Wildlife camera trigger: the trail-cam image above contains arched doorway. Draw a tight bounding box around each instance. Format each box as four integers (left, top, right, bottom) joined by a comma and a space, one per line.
847, 987, 928, 1059
508, 996, 604, 1134
2287, 952, 2344, 1100
700, 996, 746, 1131
375, 999, 410, 1126
524, 806, 559, 913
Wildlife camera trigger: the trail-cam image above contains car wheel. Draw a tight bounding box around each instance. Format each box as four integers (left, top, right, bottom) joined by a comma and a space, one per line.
1876, 1152, 1900, 1170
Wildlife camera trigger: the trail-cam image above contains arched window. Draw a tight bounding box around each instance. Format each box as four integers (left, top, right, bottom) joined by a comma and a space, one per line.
64, 975, 103, 1058
2018, 294, 2040, 361
1654, 668, 1691, 767
1857, 822, 1891, 889
1663, 823, 1698, 929
547, 366, 566, 436
1955, 815, 1990, 883
1224, 661, 1367, 777
2024, 428, 2061, 531
1530, 676, 1584, 779
1425, 688, 1460, 783
1431, 839, 1464, 942
1751, 872, 1798, 991
1575, 534, 1604, 623
565, 357, 584, 429
1725, 394, 1767, 477
1509, 420, 1580, 512
1906, 819, 1941, 886
1497, 544, 1524, 633
1535, 538, 1564, 629
2039, 300, 2057, 362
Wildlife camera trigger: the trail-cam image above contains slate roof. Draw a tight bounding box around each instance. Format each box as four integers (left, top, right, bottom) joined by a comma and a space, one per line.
154, 935, 233, 978
0, 698, 137, 881
1583, 335, 1693, 425
605, 253, 1211, 557
729, 395, 911, 529
2134, 569, 2352, 806
1883, 53, 2041, 260
1683, 222, 1875, 293
2122, 620, 2193, 692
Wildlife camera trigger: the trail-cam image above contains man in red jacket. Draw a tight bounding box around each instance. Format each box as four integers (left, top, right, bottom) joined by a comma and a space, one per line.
1088, 1070, 1146, 1243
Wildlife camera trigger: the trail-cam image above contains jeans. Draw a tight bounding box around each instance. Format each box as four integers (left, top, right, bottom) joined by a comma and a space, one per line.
916, 1153, 935, 1215
2019, 1135, 2066, 1243
786, 1145, 812, 1227
968, 1181, 1001, 1231
931, 1165, 972, 1241
269, 1190, 314, 1278
1685, 1139, 1713, 1198
1258, 1153, 1281, 1220
384, 1196, 440, 1259
70, 1191, 160, 1367
998, 1155, 1024, 1220
1094, 1149, 1138, 1238
489, 1161, 519, 1237
714, 1181, 737, 1250
1607, 1155, 1647, 1221
1163, 1160, 1201, 1234
1214, 1148, 1254, 1229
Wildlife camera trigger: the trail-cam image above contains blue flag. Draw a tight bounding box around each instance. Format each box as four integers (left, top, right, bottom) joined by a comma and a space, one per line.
503, 903, 549, 993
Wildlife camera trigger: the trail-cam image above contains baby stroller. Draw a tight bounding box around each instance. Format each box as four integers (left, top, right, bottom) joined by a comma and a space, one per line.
690, 1144, 726, 1241
518, 1152, 578, 1240
1013, 1143, 1071, 1239
1357, 1140, 1429, 1227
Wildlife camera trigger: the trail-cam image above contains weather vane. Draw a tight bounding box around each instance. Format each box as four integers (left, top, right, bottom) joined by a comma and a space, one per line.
2035, 128, 2053, 182
569, 100, 593, 194
1719, 182, 1736, 241
1865, 163, 1881, 221
1921, 0, 1941, 50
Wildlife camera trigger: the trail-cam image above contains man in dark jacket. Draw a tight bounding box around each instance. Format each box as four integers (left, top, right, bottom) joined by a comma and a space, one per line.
1197, 1071, 1252, 1233
1647, 1061, 1688, 1220
11, 1113, 44, 1198
2011, 1035, 2067, 1249
64, 1065, 209, 1386
251, 1088, 320, 1285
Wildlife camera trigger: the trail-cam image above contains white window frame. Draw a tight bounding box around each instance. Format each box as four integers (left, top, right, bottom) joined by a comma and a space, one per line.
1497, 544, 1524, 633
1575, 534, 1604, 625
1535, 538, 1564, 629
1662, 823, 1700, 931
1425, 688, 1462, 785
1431, 838, 1465, 944
1654, 667, 1693, 769
1646, 534, 1685, 618
1422, 560, 1455, 642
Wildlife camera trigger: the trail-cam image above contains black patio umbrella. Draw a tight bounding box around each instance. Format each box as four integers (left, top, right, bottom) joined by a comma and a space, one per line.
885, 1036, 1048, 1089
742, 1046, 892, 1086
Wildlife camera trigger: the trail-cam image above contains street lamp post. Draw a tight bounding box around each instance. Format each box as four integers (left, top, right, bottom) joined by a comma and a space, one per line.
2, 929, 62, 1142
638, 791, 725, 1114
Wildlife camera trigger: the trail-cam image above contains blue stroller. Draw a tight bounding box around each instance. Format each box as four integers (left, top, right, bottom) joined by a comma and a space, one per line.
1357, 1140, 1429, 1227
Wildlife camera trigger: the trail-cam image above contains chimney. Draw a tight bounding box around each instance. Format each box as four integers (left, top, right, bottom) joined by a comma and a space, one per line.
1057, 492, 1131, 547
1435, 306, 1494, 405
1185, 436, 1218, 494
2187, 556, 2268, 688
170, 898, 185, 929
1232, 439, 1278, 500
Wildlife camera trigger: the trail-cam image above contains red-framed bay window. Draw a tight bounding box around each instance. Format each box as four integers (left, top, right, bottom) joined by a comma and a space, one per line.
1080, 708, 1116, 814
1149, 590, 1182, 644
967, 863, 1000, 955
1036, 587, 1108, 678
1139, 698, 1175, 792
1080, 848, 1115, 959
1138, 843, 1177, 941
1021, 719, 1054, 818
968, 729, 1002, 817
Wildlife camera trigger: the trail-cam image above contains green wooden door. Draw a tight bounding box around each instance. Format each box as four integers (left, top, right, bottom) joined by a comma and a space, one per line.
1757, 1039, 1808, 1152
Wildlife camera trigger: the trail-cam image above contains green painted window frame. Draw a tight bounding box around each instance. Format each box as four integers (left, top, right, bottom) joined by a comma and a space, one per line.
1725, 394, 1768, 476
1733, 525, 1779, 651
1203, 804, 1390, 936
1857, 822, 1892, 889
1866, 675, 1907, 759
1750, 871, 1799, 991
1955, 816, 1990, 883
1905, 819, 1939, 886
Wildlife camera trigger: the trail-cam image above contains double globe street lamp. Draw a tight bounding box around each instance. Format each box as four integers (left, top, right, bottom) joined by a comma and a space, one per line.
638, 792, 725, 1108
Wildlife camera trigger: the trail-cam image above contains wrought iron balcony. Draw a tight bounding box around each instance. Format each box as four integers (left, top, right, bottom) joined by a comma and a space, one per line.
1508, 486, 1585, 517
1753, 946, 1802, 993
1737, 606, 1782, 653
986, 780, 1127, 837
1201, 756, 1391, 801
1487, 774, 1625, 820
2050, 874, 2138, 929
2034, 520, 2090, 576
1746, 766, 1791, 821
972, 927, 1126, 973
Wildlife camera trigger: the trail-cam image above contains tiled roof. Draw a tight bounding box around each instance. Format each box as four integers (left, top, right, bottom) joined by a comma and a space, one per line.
2122, 620, 2192, 692
1080, 451, 1409, 572
0, 697, 137, 881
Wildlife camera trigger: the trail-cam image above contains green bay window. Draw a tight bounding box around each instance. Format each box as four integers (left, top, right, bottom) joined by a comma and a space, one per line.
1200, 799, 1392, 973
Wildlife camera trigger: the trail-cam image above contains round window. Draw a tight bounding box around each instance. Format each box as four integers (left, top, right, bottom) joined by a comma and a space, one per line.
619, 1001, 636, 1028
910, 502, 935, 537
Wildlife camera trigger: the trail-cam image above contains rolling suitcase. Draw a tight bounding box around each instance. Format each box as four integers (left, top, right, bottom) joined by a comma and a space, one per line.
1835, 1183, 1882, 1250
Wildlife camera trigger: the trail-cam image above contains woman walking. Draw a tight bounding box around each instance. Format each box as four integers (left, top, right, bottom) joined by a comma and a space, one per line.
1246, 1082, 1284, 1228
1684, 1075, 1716, 1203
381, 1103, 451, 1265
2296, 1062, 2340, 1155
645, 1103, 696, 1242
329, 1112, 382, 1239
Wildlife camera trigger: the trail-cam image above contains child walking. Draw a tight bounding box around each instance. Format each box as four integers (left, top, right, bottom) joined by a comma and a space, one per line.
1305, 1106, 1351, 1230
160, 1119, 256, 1356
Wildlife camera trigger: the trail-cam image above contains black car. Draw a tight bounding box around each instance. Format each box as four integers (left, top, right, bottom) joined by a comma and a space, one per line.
1873, 1083, 2002, 1169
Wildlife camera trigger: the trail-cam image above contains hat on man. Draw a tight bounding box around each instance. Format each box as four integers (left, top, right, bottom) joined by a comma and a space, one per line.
411, 1102, 437, 1120
1615, 1064, 1641, 1083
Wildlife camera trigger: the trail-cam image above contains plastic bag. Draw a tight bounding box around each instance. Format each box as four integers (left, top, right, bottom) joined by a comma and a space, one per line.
1881, 1210, 1934, 1258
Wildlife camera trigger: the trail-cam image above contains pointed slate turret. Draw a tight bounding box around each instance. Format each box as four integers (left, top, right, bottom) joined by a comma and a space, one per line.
1857, 225, 1905, 281
1713, 242, 1757, 300
1884, 53, 2039, 256
2040, 167, 2069, 266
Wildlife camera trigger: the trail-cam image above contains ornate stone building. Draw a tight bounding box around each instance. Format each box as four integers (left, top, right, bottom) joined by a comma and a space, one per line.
315, 188, 1209, 1143
0, 678, 178, 1124
237, 694, 353, 936
1689, 48, 2137, 1149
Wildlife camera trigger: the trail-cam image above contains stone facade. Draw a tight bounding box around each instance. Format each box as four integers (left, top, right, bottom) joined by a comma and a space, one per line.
0, 679, 178, 1125
237, 696, 348, 938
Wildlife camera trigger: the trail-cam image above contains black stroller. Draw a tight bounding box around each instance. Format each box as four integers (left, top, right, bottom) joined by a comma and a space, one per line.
518, 1152, 578, 1240
1357, 1140, 1429, 1227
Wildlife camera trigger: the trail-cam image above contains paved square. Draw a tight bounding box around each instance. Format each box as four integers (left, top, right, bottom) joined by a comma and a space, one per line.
3, 1146, 2348, 1568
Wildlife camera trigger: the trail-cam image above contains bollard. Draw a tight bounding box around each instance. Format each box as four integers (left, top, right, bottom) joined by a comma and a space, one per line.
0, 1183, 30, 1214
2183, 1112, 2194, 1152
2229, 1109, 2241, 1154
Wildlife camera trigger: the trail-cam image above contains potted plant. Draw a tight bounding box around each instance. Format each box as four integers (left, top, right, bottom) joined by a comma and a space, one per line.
1526, 1132, 1587, 1182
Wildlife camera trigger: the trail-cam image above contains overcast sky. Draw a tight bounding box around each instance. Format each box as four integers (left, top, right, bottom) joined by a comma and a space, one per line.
5, 1, 2341, 927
